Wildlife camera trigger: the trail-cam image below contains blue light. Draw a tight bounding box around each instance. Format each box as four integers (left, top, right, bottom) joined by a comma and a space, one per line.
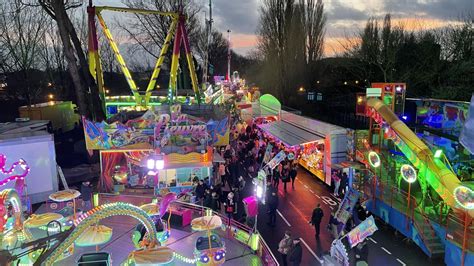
401, 115, 408, 121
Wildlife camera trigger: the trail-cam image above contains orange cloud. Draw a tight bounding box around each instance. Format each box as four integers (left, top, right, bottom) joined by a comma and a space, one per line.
382, 17, 460, 31
324, 37, 361, 57
231, 33, 258, 49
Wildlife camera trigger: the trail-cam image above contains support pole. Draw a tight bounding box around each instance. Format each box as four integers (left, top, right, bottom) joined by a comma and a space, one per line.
227, 29, 231, 81
144, 19, 179, 105
168, 19, 183, 103
96, 12, 140, 104
180, 19, 201, 103
461, 212, 470, 266
202, 0, 213, 86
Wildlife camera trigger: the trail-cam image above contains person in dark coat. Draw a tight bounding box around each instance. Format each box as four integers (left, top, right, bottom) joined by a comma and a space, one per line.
80, 181, 93, 211
195, 180, 207, 205
281, 162, 290, 192
210, 191, 220, 212
289, 238, 302, 266
289, 164, 298, 189
309, 203, 324, 238
203, 188, 212, 208
267, 190, 279, 227
341, 172, 348, 196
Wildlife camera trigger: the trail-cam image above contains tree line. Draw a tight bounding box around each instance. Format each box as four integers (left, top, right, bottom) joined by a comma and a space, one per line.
252, 1, 473, 105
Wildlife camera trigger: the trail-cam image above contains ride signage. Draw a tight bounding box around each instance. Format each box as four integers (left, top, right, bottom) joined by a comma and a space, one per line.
335, 188, 360, 233
345, 215, 378, 248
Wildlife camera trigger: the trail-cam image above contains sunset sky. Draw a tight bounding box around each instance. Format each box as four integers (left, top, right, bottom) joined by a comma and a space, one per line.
94, 0, 472, 57
207, 0, 472, 56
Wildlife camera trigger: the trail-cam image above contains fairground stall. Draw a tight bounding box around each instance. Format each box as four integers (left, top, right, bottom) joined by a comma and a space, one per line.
259, 110, 347, 185
84, 104, 230, 194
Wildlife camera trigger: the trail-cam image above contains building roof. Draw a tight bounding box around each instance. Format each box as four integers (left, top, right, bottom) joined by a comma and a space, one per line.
258, 121, 323, 147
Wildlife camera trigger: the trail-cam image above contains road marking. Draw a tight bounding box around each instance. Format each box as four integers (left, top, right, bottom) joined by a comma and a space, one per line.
396, 258, 406, 266
309, 189, 315, 194
329, 206, 334, 210
368, 237, 377, 244
288, 200, 310, 222
381, 247, 392, 255
314, 194, 320, 198
300, 238, 323, 263
321, 195, 338, 206
304, 184, 309, 189
277, 210, 292, 227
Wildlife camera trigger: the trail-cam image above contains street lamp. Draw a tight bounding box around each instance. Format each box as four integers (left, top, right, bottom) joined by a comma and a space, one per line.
367, 151, 381, 205
400, 164, 417, 225
48, 94, 54, 99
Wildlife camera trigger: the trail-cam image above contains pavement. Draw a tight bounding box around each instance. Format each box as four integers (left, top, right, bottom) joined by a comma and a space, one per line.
257, 168, 445, 266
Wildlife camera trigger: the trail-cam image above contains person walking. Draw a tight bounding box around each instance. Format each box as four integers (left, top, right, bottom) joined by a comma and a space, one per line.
203, 188, 212, 208
289, 163, 298, 189
288, 238, 302, 266
281, 161, 291, 192
267, 190, 279, 227
341, 172, 348, 197
80, 181, 93, 211
210, 191, 220, 212
273, 167, 280, 190
309, 203, 324, 238
195, 180, 207, 205
224, 192, 236, 221
328, 210, 340, 239
278, 231, 294, 266
332, 171, 341, 197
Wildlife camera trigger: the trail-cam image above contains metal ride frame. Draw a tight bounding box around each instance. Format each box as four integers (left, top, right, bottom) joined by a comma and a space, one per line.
87, 3, 201, 107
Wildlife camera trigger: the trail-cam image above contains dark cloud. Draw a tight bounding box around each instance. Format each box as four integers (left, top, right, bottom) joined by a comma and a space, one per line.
212, 0, 260, 35
379, 0, 472, 20
327, 0, 368, 21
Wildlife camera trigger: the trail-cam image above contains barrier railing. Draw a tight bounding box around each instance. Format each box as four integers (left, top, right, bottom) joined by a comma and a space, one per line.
95, 193, 279, 266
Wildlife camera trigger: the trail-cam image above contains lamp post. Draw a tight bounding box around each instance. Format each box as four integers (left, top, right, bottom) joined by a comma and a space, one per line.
368, 151, 381, 208
146, 154, 165, 190
400, 164, 417, 225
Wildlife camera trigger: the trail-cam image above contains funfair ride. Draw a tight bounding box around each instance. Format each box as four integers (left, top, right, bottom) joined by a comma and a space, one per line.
87, 2, 201, 108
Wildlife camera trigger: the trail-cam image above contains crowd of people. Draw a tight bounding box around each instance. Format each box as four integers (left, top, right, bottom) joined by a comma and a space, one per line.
189, 122, 371, 265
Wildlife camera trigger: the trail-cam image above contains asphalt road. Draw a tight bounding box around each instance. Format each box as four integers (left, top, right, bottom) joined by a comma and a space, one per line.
257, 168, 445, 266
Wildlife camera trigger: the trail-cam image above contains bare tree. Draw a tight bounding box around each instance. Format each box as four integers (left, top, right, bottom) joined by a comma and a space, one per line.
119, 0, 202, 60
257, 0, 326, 102
33, 0, 105, 120
0, 0, 47, 105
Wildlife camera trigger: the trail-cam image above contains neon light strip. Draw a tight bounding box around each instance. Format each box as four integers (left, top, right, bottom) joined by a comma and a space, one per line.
96, 12, 140, 103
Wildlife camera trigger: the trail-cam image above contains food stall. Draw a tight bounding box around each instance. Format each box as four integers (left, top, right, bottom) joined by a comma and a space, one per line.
258, 111, 347, 185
